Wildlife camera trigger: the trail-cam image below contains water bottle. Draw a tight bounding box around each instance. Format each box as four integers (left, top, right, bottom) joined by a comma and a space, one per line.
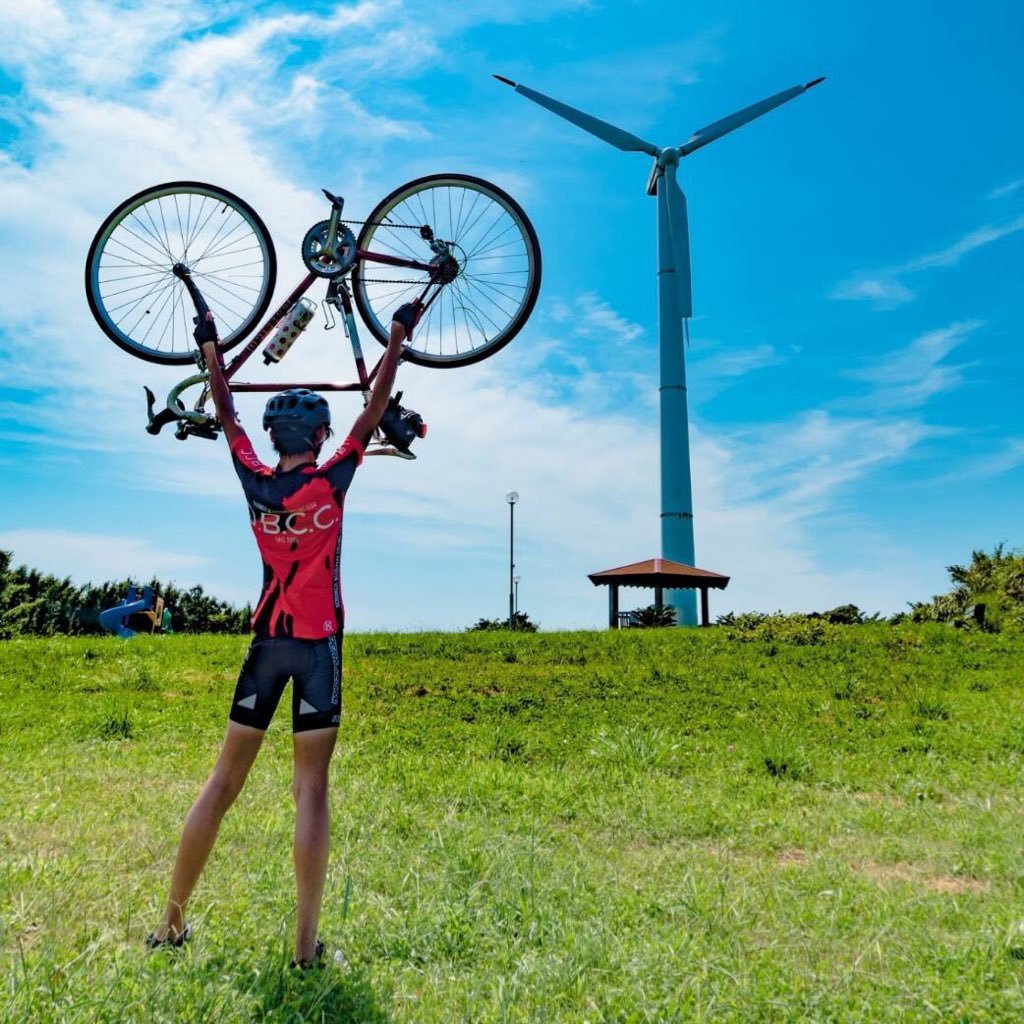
262, 298, 316, 364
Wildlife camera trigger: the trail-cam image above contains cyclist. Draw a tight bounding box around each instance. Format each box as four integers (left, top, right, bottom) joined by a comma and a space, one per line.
146, 299, 423, 968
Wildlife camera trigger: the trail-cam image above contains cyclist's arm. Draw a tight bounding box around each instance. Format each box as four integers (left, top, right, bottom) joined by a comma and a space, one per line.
196, 314, 245, 446
349, 308, 418, 448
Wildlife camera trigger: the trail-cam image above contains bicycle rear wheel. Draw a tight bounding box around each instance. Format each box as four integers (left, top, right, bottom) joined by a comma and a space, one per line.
352, 174, 541, 368
85, 182, 277, 365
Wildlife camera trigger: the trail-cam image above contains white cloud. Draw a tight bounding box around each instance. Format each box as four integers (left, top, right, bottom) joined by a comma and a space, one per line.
987, 179, 1024, 200
829, 276, 915, 308
688, 341, 781, 397
906, 216, 1024, 271
844, 320, 982, 411
941, 437, 1024, 482
831, 216, 1024, 309
552, 291, 645, 344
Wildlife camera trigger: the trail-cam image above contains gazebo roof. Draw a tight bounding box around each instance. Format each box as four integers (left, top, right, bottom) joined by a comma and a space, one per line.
588, 557, 730, 590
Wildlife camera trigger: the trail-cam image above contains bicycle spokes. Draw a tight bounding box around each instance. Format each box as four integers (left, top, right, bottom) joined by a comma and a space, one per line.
351, 175, 540, 368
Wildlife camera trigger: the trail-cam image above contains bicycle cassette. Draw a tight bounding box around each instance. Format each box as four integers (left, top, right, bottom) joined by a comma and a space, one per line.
301, 220, 358, 277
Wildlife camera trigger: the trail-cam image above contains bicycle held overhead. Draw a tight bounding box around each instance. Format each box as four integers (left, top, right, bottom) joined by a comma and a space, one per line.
85, 176, 542, 457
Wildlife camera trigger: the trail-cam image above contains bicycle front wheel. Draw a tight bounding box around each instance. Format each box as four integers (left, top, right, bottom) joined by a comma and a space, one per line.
85, 182, 277, 365
352, 174, 541, 368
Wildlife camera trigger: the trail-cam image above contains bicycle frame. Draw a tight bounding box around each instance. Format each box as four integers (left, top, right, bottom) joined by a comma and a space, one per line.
146, 196, 453, 450
222, 272, 380, 395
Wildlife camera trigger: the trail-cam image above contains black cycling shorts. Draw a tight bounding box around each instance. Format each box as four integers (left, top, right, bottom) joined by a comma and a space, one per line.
229, 635, 341, 733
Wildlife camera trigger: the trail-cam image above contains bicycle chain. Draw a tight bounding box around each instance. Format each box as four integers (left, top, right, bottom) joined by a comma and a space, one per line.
340, 218, 445, 285
359, 279, 434, 285
340, 218, 423, 230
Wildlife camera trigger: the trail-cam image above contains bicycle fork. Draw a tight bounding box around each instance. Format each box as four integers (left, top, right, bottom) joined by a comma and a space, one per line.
141, 265, 220, 440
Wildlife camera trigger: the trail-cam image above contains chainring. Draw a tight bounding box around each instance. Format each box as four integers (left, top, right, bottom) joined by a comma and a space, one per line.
301, 220, 359, 277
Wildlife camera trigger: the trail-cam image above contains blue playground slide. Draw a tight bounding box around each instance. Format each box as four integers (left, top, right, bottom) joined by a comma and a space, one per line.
100, 585, 156, 638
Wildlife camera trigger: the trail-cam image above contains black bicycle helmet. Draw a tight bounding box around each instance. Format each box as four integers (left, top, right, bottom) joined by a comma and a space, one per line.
263, 389, 331, 454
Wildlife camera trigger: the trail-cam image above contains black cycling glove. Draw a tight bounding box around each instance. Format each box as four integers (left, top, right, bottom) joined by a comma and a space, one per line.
193, 312, 219, 347
392, 301, 424, 336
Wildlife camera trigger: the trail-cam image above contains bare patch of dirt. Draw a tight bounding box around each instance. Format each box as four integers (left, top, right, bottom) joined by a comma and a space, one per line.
924, 876, 988, 894
777, 847, 809, 867
854, 860, 988, 894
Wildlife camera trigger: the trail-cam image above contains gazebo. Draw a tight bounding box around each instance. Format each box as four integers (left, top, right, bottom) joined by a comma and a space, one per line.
588, 558, 730, 628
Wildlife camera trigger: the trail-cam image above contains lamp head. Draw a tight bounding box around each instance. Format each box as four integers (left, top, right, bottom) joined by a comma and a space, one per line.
506, 490, 519, 505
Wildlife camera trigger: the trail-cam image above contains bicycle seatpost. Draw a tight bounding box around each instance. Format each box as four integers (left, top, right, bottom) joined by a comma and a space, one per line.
172, 263, 211, 321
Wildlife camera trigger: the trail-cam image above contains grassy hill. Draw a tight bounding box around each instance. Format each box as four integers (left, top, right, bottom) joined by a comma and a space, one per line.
2, 626, 1024, 1022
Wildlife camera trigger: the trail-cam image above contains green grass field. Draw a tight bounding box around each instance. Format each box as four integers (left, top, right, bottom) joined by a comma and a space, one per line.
2, 625, 1024, 1022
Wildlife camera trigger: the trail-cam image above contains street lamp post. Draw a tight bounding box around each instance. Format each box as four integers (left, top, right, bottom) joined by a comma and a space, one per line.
513, 575, 521, 616
506, 491, 519, 629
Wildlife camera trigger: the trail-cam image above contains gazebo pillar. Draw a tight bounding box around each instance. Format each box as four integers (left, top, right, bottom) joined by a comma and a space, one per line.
608, 584, 619, 629
655, 586, 664, 612
700, 587, 710, 627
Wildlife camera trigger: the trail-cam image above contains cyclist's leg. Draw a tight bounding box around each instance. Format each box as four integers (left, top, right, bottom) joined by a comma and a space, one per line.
154, 638, 289, 941
292, 726, 338, 962
291, 636, 342, 962
157, 721, 266, 940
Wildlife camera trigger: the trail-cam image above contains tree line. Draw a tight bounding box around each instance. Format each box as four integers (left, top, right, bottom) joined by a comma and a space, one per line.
0, 550, 251, 638
1, 545, 1019, 639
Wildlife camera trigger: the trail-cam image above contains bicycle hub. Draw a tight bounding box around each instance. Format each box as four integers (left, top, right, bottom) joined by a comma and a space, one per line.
432, 253, 460, 285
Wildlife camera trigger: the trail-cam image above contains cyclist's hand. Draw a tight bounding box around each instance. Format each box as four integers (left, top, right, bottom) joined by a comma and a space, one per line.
193, 311, 219, 348
392, 301, 424, 339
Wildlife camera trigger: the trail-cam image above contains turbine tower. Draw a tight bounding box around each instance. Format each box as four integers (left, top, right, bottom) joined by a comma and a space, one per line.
495, 74, 824, 625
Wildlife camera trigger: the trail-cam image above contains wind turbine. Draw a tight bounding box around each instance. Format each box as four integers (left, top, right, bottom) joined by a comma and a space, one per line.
494, 73, 824, 625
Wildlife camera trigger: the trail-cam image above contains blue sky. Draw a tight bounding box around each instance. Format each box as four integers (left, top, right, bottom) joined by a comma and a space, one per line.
0, 0, 1021, 629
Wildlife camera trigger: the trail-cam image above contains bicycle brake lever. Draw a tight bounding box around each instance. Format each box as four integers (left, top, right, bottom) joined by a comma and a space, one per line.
175, 422, 220, 441
144, 387, 180, 436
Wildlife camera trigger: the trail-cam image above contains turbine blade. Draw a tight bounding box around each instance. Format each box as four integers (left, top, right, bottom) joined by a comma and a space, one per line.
663, 177, 692, 318
679, 78, 825, 157
493, 75, 658, 155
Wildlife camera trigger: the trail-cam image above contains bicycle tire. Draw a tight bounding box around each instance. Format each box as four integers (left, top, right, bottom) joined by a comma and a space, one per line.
351, 174, 541, 369
85, 181, 277, 365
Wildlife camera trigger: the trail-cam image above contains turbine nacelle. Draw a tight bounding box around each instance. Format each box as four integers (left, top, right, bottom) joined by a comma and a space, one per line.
645, 147, 678, 197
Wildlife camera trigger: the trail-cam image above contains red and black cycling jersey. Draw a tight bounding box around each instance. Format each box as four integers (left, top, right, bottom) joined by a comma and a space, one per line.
230, 430, 363, 640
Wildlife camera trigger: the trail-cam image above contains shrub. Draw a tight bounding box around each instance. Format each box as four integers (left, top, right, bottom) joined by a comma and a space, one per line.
627, 604, 677, 628
907, 545, 1024, 632
721, 613, 833, 646
467, 611, 539, 633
